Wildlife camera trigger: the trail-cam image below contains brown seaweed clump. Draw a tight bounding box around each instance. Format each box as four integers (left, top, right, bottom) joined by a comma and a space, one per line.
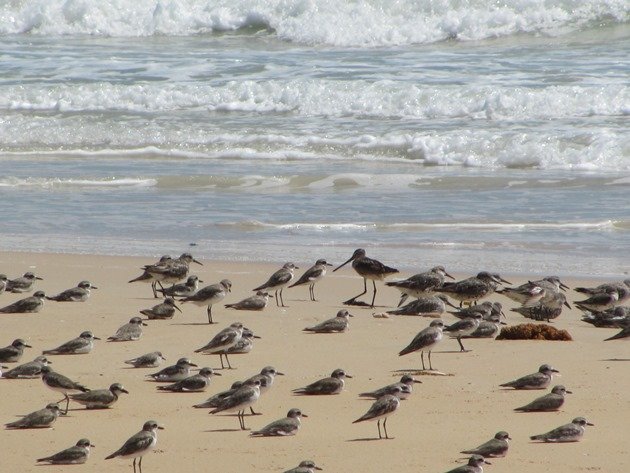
496, 323, 572, 341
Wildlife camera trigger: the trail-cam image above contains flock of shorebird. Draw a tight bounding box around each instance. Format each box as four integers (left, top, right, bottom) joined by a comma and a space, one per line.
1, 249, 629, 472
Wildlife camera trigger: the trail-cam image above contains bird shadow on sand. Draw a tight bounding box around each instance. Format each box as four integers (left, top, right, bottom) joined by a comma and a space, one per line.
347, 437, 393, 442
204, 428, 246, 433
392, 368, 451, 376
169, 322, 214, 326
603, 358, 630, 362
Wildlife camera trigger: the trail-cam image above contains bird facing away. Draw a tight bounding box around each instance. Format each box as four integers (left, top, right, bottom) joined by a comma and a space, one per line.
225, 291, 271, 311
125, 351, 166, 368
140, 298, 182, 320
386, 265, 454, 306
2, 355, 50, 378
292, 369, 352, 395
5, 272, 43, 293
250, 408, 307, 437
460, 431, 511, 458
209, 379, 262, 430
5, 402, 62, 429
0, 290, 46, 313
180, 279, 232, 324
46, 281, 97, 302
499, 364, 559, 390
303, 309, 353, 333
105, 420, 164, 473
253, 262, 298, 307
444, 455, 491, 473
156, 367, 220, 392
530, 417, 593, 442
70, 383, 129, 409
108, 317, 147, 341
333, 248, 398, 307
43, 331, 100, 355
157, 275, 202, 297
0, 338, 32, 363
194, 322, 244, 369
289, 259, 333, 301
37, 438, 95, 465
352, 386, 406, 439
284, 460, 323, 473
514, 385, 571, 412
398, 319, 445, 371
40, 365, 90, 414
147, 357, 197, 382
359, 374, 422, 400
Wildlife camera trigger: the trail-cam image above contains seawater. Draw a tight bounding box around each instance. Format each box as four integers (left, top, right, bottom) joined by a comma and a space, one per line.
0, 0, 628, 277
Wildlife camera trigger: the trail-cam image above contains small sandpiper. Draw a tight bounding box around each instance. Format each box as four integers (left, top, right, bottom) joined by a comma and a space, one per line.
444, 455, 491, 473
352, 386, 406, 440
70, 383, 129, 409
283, 460, 323, 473
125, 351, 166, 368
398, 319, 445, 371
289, 259, 332, 301
108, 317, 147, 341
180, 279, 232, 324
359, 374, 421, 400
46, 281, 97, 302
225, 291, 271, 311
250, 408, 307, 437
194, 322, 244, 369
386, 265, 454, 306
292, 368, 351, 395
147, 357, 197, 382
500, 364, 559, 390
253, 262, 298, 307
515, 385, 571, 412
40, 365, 90, 414
209, 379, 262, 430
140, 298, 182, 320
387, 294, 456, 317
156, 367, 220, 392
37, 438, 95, 465
0, 290, 46, 313
43, 331, 100, 355
105, 420, 164, 473
460, 431, 511, 458
5, 402, 62, 429
0, 338, 32, 363
444, 314, 483, 352
157, 275, 202, 298
5, 272, 43, 293
304, 309, 353, 333
530, 417, 593, 442
2, 355, 50, 378
439, 272, 510, 307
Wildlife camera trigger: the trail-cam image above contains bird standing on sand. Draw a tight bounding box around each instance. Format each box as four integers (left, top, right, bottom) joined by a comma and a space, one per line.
444, 314, 482, 352
140, 298, 181, 320
386, 265, 454, 306
289, 259, 332, 301
47, 281, 97, 302
40, 366, 90, 414
444, 455, 491, 473
333, 249, 398, 307
194, 322, 244, 369
514, 385, 571, 412
0, 338, 32, 363
292, 369, 351, 395
5, 402, 62, 429
209, 379, 262, 430
225, 291, 271, 311
304, 309, 353, 333
460, 431, 511, 458
0, 290, 46, 313
157, 367, 220, 392
250, 408, 307, 437
359, 374, 421, 400
499, 364, 559, 390
398, 319, 444, 371
5, 272, 43, 293
180, 279, 232, 324
105, 420, 164, 473
37, 438, 94, 465
352, 386, 405, 439
439, 272, 510, 307
43, 331, 100, 355
530, 417, 593, 442
108, 317, 147, 341
253, 263, 298, 307
70, 383, 129, 409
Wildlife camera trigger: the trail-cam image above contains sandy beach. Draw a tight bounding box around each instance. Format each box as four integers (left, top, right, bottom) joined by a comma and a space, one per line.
0, 251, 628, 472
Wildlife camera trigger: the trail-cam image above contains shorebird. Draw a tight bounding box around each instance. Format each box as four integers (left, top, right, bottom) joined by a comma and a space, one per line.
0, 290, 46, 313
499, 364, 559, 390
449, 302, 494, 320
292, 368, 351, 395
128, 255, 173, 297
284, 460, 323, 473
387, 294, 456, 317
2, 355, 50, 378
444, 455, 491, 473
289, 259, 332, 301
43, 331, 100, 355
359, 374, 421, 400
0, 274, 7, 294
352, 386, 405, 439
498, 276, 568, 305
140, 298, 181, 320
5, 272, 43, 293
37, 438, 95, 465
157, 367, 220, 392
209, 379, 262, 430
439, 272, 510, 307
250, 408, 306, 437
0, 338, 32, 363
194, 322, 244, 369
130, 253, 201, 297
253, 262, 298, 307
575, 287, 619, 312
333, 249, 398, 307
70, 383, 129, 409
41, 365, 90, 414
105, 420, 164, 473
47, 281, 97, 302
530, 417, 593, 442
245, 366, 285, 396
515, 385, 571, 412
604, 323, 630, 341
444, 314, 482, 352
225, 291, 271, 311
180, 279, 232, 324
222, 327, 260, 356
108, 317, 147, 341
304, 309, 353, 333
386, 265, 454, 306
511, 292, 571, 322
147, 357, 197, 382
464, 313, 504, 339
398, 319, 445, 371
581, 306, 630, 328
125, 351, 167, 368
157, 275, 202, 298
461, 431, 511, 458
193, 381, 244, 409
5, 402, 62, 429
575, 279, 630, 303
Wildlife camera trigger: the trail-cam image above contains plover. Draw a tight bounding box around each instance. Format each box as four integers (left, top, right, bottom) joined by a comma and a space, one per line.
500, 364, 559, 390
105, 420, 164, 473
359, 374, 421, 400
304, 309, 353, 333
511, 292, 571, 322
225, 291, 271, 311
147, 357, 197, 382
250, 408, 306, 437
292, 368, 351, 395
180, 279, 232, 324
2, 355, 50, 378
194, 322, 244, 369
448, 302, 494, 320
253, 262, 298, 307
575, 279, 629, 302
530, 417, 593, 442
37, 438, 94, 465
43, 331, 100, 355
223, 328, 260, 355
352, 387, 405, 439
108, 317, 147, 341
461, 431, 511, 458
125, 351, 166, 368
0, 338, 32, 363
439, 272, 510, 307
40, 365, 90, 414
5, 272, 43, 293
46, 281, 97, 302
575, 287, 619, 312
333, 249, 398, 307
128, 255, 173, 298
444, 455, 491, 473
0, 290, 46, 313
515, 385, 571, 412
445, 314, 483, 352
70, 383, 129, 409
387, 295, 456, 317
140, 298, 181, 320
386, 265, 454, 306
193, 381, 243, 409
284, 460, 323, 473
5, 402, 62, 429
465, 313, 504, 339
245, 366, 285, 395
157, 367, 220, 392
209, 379, 262, 430
289, 259, 332, 301
398, 319, 445, 371
157, 275, 202, 298
498, 276, 568, 305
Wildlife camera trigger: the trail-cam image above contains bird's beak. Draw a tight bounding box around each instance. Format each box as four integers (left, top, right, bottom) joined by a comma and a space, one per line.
36, 277, 43, 280
174, 304, 182, 313
345, 374, 353, 379
158, 425, 165, 430
193, 259, 203, 266
333, 255, 355, 272
142, 322, 148, 326
90, 443, 96, 447
301, 413, 308, 418
444, 271, 455, 280
276, 371, 285, 376
498, 276, 511, 285
93, 336, 101, 340
315, 468, 323, 471
253, 335, 262, 339
348, 313, 354, 317
552, 369, 560, 373
190, 363, 198, 367
198, 279, 204, 283
91, 286, 98, 289
25, 343, 33, 348
444, 298, 458, 309
500, 321, 508, 325
484, 460, 492, 465
566, 390, 573, 394
564, 300, 572, 309
122, 389, 130, 394
413, 379, 422, 384
587, 422, 594, 426
214, 372, 222, 376
559, 282, 570, 291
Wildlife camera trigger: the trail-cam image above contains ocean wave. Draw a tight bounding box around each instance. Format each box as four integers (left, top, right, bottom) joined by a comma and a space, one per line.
0, 177, 157, 188
0, 0, 627, 46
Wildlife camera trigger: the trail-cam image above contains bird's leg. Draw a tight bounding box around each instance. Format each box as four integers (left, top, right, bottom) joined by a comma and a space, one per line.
383, 417, 389, 439
377, 419, 382, 439
64, 394, 69, 414
344, 278, 368, 304
279, 288, 286, 307
225, 354, 233, 370
421, 351, 426, 371
151, 281, 157, 298
219, 354, 226, 370
249, 406, 261, 415
309, 284, 315, 301
207, 306, 214, 324
428, 350, 434, 371
132, 458, 137, 473
275, 290, 280, 307
457, 337, 468, 352
138, 456, 143, 473
370, 280, 377, 307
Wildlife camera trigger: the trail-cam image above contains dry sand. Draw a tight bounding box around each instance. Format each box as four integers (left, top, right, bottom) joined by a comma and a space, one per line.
0, 251, 628, 472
